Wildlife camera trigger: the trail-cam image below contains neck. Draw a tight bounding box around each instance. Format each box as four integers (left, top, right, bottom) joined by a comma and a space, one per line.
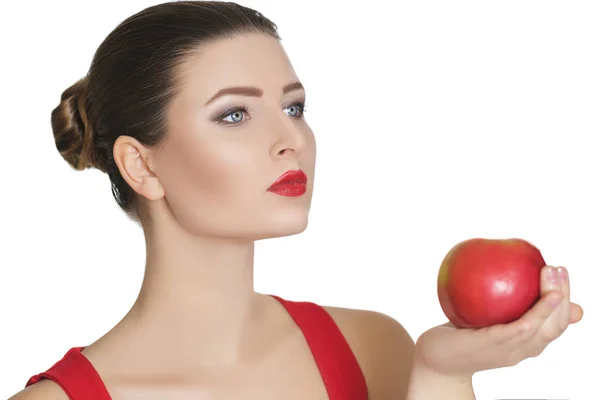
119, 212, 268, 367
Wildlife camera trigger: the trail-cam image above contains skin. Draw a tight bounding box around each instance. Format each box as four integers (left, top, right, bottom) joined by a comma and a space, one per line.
10, 33, 584, 400
11, 33, 415, 399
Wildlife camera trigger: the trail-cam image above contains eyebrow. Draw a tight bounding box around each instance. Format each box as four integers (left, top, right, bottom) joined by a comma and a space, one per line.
204, 81, 304, 105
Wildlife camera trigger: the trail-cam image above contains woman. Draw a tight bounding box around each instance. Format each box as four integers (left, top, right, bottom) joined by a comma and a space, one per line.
10, 1, 583, 399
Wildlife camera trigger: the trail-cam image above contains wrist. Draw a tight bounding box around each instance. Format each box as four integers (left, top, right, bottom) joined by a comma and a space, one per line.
411, 360, 473, 386
412, 342, 474, 386
407, 361, 475, 400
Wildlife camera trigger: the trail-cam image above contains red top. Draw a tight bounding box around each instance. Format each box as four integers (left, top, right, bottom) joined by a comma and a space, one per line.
26, 295, 368, 399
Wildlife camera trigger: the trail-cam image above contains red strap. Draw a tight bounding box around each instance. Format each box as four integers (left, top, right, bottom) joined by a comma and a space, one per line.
270, 295, 368, 400
26, 347, 111, 400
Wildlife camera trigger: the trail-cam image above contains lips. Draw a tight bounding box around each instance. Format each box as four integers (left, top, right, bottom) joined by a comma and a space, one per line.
268, 169, 307, 197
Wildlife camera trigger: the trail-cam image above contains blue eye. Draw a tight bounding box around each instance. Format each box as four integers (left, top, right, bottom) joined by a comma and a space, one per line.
285, 102, 306, 118
223, 109, 245, 123
214, 106, 250, 126
214, 102, 307, 126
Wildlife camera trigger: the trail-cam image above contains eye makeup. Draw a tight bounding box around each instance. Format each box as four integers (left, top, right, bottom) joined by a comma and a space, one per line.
211, 101, 307, 127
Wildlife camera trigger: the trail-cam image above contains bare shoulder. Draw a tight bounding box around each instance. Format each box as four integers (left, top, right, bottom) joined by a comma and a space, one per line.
8, 380, 69, 400
322, 304, 415, 399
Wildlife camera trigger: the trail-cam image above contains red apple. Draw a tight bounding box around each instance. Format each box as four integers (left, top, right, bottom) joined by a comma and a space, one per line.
437, 238, 546, 329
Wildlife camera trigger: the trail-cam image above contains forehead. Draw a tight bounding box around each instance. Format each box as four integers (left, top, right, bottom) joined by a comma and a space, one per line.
177, 33, 298, 98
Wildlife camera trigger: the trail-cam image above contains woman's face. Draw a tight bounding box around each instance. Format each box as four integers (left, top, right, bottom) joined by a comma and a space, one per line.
153, 33, 316, 240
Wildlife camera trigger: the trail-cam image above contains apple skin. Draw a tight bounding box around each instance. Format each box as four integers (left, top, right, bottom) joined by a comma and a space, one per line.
437, 238, 546, 329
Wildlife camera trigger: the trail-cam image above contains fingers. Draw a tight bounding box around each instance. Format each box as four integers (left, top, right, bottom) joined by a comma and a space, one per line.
485, 266, 562, 344
528, 266, 563, 326
541, 265, 560, 295
546, 267, 581, 326
484, 318, 529, 344
516, 291, 561, 336
557, 267, 571, 330
556, 267, 583, 324
512, 266, 562, 341
558, 267, 570, 297
463, 265, 581, 369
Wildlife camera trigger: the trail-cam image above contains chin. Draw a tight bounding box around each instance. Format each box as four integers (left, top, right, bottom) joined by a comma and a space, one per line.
254, 209, 310, 241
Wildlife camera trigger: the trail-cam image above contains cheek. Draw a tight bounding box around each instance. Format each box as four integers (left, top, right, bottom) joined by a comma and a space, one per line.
157, 135, 259, 208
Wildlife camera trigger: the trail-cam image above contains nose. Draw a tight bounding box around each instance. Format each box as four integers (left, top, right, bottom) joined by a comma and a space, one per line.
269, 113, 307, 159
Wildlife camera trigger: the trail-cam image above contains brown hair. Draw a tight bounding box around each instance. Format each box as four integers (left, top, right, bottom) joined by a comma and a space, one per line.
52, 1, 280, 221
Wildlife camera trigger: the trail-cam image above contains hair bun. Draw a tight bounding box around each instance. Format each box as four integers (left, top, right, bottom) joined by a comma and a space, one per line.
52, 77, 96, 171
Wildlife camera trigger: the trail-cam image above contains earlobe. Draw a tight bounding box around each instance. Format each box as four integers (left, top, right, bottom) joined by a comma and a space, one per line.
113, 136, 165, 201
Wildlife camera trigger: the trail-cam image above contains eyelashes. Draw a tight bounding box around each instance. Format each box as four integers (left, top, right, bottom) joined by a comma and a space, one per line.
212, 101, 307, 126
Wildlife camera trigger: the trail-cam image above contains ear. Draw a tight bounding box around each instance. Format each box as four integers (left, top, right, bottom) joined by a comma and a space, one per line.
113, 136, 164, 201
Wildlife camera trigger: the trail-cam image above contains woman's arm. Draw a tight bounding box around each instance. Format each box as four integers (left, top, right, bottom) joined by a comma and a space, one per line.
328, 264, 583, 400
350, 310, 477, 400
324, 306, 416, 399
336, 309, 476, 400
8, 378, 70, 400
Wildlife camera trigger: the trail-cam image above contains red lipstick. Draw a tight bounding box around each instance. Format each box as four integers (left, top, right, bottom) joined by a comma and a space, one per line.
268, 169, 307, 197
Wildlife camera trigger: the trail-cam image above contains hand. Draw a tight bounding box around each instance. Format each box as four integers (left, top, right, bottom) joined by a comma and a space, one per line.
414, 265, 584, 382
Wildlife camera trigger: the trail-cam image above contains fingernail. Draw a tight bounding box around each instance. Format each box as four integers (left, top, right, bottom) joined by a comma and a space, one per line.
547, 267, 558, 284
558, 267, 568, 282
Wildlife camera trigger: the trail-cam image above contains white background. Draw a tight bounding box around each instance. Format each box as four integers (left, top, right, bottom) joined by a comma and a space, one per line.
1, 1, 598, 399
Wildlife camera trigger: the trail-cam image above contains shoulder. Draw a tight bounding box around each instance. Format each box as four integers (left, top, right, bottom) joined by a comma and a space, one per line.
322, 305, 415, 399
8, 379, 69, 400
